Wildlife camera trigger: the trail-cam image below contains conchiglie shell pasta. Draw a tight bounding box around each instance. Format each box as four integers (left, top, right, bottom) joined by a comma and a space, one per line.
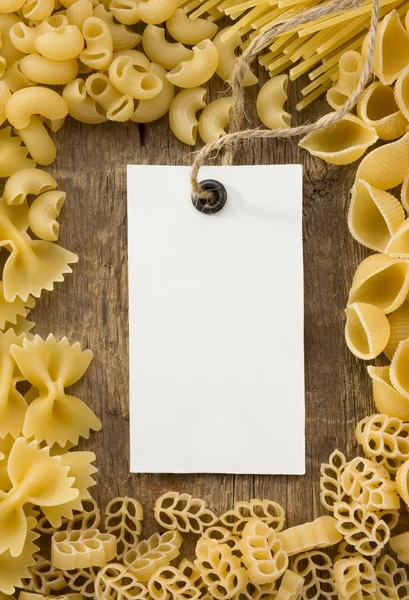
355, 132, 409, 190
166, 9, 218, 45
348, 179, 405, 252
373, 10, 409, 85
348, 254, 409, 314
169, 87, 206, 145
394, 65, 409, 123
385, 303, 409, 360
386, 219, 409, 258
390, 337, 409, 399
256, 75, 291, 130
166, 39, 219, 88
345, 302, 390, 359
402, 172, 409, 213
368, 365, 409, 421
298, 114, 377, 165
198, 97, 232, 144
396, 459, 409, 506
357, 82, 407, 141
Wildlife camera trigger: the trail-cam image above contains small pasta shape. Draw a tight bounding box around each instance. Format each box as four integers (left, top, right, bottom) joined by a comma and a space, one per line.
123, 530, 182, 582
169, 87, 206, 145
0, 126, 36, 177
385, 218, 409, 257
62, 79, 107, 125
355, 414, 409, 475
195, 537, 248, 599
200, 526, 240, 553
0, 329, 28, 439
401, 171, 409, 213
357, 81, 407, 141
136, 0, 177, 25
291, 551, 337, 600
86, 73, 134, 122
333, 501, 390, 557
256, 76, 290, 130
64, 566, 98, 598
355, 131, 409, 190
277, 516, 342, 556
166, 9, 218, 45
390, 337, 409, 399
20, 55, 78, 86
375, 554, 409, 599
93, 4, 141, 51
132, 63, 174, 123
9, 15, 68, 54
110, 0, 139, 25
16, 115, 57, 165
334, 557, 376, 600
327, 51, 364, 110
344, 302, 390, 359
1, 60, 37, 93
0, 0, 26, 12
384, 303, 409, 360
66, 0, 93, 28
213, 27, 257, 86
0, 284, 34, 332
348, 179, 405, 252
4, 167, 57, 205
320, 449, 348, 513
95, 563, 150, 600
368, 365, 409, 421
104, 497, 143, 560
299, 114, 378, 166
154, 492, 218, 534
35, 24, 84, 61
198, 97, 232, 144
142, 25, 192, 71
341, 456, 400, 510
396, 459, 409, 506
148, 566, 201, 600
394, 64, 409, 122
28, 189, 65, 241
108, 52, 162, 100
0, 518, 39, 595
238, 519, 288, 584
80, 17, 113, 70
373, 9, 409, 85
52, 529, 117, 570
389, 531, 409, 565
219, 499, 285, 535
274, 570, 303, 600
0, 13, 24, 64
0, 82, 11, 126
166, 39, 218, 88
348, 254, 409, 314
22, 0, 55, 20
5, 86, 68, 129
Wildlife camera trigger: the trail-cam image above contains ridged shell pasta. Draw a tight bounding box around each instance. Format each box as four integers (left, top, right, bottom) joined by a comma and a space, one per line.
348, 179, 405, 252
385, 303, 409, 360
344, 302, 390, 359
355, 132, 409, 190
367, 365, 409, 421
298, 114, 377, 165
385, 218, 409, 257
401, 171, 409, 213
390, 337, 409, 399
357, 81, 407, 140
373, 10, 409, 85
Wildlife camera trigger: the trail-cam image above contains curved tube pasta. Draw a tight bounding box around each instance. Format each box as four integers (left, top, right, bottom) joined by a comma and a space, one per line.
22, 0, 55, 20
299, 114, 377, 166
15, 115, 57, 166
373, 9, 409, 85
0, 82, 11, 127
357, 82, 407, 141
0, 14, 24, 65
132, 63, 174, 123
256, 75, 291, 130
198, 97, 232, 144
345, 302, 390, 360
213, 27, 257, 86
35, 24, 85, 61
0, 0, 25, 12
86, 73, 134, 122
169, 87, 206, 145
80, 17, 113, 70
63, 78, 107, 124
136, 0, 177, 25
93, 4, 141, 51
66, 0, 93, 29
1, 60, 37, 94
5, 86, 68, 129
28, 190, 65, 242
348, 179, 405, 252
0, 57, 6, 79
166, 9, 218, 45
108, 53, 162, 100
142, 25, 192, 71
368, 365, 409, 421
356, 132, 409, 190
110, 0, 139, 25
327, 51, 364, 110
4, 167, 57, 205
348, 254, 409, 314
395, 65, 409, 122
9, 15, 68, 54
384, 304, 409, 361
166, 39, 218, 88
20, 55, 78, 86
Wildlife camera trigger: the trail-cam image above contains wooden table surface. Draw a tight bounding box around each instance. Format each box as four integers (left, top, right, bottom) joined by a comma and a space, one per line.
32, 75, 374, 539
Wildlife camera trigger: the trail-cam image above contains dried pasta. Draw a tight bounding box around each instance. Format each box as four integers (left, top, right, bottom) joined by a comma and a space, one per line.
95, 563, 150, 600
291, 551, 337, 600
238, 518, 288, 584
123, 530, 182, 582
277, 516, 342, 556
368, 365, 409, 421
0, 329, 27, 439
169, 87, 207, 145
394, 64, 409, 121
86, 73, 134, 122
213, 27, 257, 86
256, 76, 291, 130
320, 449, 348, 513
220, 499, 285, 535
81, 17, 113, 70
390, 336, 409, 398
344, 302, 390, 359
333, 556, 376, 600
396, 458, 409, 506
148, 566, 201, 600
142, 25, 192, 71
340, 456, 400, 510
0, 518, 39, 595
62, 79, 107, 125
154, 491, 218, 534
16, 116, 57, 166
355, 414, 409, 475
108, 52, 163, 100
373, 9, 409, 85
375, 554, 409, 599
5, 87, 68, 130
166, 39, 219, 88
327, 51, 364, 111
104, 497, 143, 560
64, 566, 98, 598
21, 555, 66, 595
195, 537, 248, 599
274, 570, 303, 600
357, 82, 407, 141
136, 0, 177, 25
52, 529, 117, 570
384, 303, 409, 360
389, 531, 409, 564
355, 131, 409, 191
0, 126, 36, 177
28, 190, 65, 242
166, 9, 218, 45
198, 97, 232, 144
4, 167, 57, 206
333, 502, 390, 557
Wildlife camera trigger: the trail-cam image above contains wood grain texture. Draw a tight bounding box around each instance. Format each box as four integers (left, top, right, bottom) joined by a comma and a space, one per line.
30, 74, 389, 542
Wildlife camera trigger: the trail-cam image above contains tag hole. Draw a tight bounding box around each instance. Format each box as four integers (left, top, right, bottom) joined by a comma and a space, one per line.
191, 179, 227, 215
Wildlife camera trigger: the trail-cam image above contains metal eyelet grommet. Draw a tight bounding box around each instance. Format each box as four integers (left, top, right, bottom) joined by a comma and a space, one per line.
191, 179, 227, 215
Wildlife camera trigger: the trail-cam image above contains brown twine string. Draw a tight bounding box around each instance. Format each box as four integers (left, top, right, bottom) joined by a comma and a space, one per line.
190, 0, 380, 200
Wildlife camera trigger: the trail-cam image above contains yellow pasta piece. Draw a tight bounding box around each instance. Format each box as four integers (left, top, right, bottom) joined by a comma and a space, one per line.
5, 87, 68, 130
148, 566, 201, 600
277, 516, 342, 556
385, 217, 409, 257
123, 530, 182, 582
341, 456, 400, 510
154, 491, 218, 533
195, 537, 248, 599
355, 131, 409, 191
0, 13, 25, 65
0, 82, 11, 127
299, 114, 378, 166
334, 556, 376, 600
22, 0, 55, 21
401, 171, 409, 213
86, 73, 134, 122
169, 87, 206, 145
375, 554, 409, 599
136, 0, 177, 24
238, 519, 288, 584
20, 56, 78, 86
348, 254, 409, 314
394, 64, 409, 122
166, 39, 219, 88
34, 24, 84, 61
368, 365, 409, 421
320, 449, 348, 513
4, 167, 57, 206
110, 0, 139, 25
66, 0, 93, 28
213, 26, 257, 85
327, 50, 363, 110
348, 179, 405, 252
132, 64, 174, 123
62, 79, 107, 125
384, 303, 409, 360
142, 25, 192, 70
256, 75, 291, 130
220, 499, 285, 535
0, 329, 27, 438
0, 283, 35, 332
52, 529, 117, 570
396, 458, 409, 506
9, 15, 68, 55
291, 551, 337, 600
104, 497, 143, 560
0, 518, 39, 595
28, 190, 65, 242
95, 563, 150, 600
201, 526, 240, 553
0, 126, 36, 177
355, 414, 409, 475
80, 17, 112, 70
274, 570, 303, 600
333, 501, 390, 557
16, 115, 57, 166
108, 52, 163, 100
64, 567, 97, 598
373, 9, 409, 85
93, 4, 141, 51
166, 8, 218, 44
390, 336, 409, 399
198, 97, 232, 143
344, 302, 390, 360
389, 530, 409, 565
357, 82, 407, 141
21, 555, 67, 595
37, 497, 101, 536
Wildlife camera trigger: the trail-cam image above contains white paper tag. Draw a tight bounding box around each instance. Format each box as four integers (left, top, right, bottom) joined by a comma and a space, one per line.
127, 165, 305, 475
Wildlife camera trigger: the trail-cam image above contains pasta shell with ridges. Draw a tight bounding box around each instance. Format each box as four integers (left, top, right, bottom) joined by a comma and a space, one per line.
390, 337, 409, 399
401, 171, 409, 214
348, 254, 409, 314
355, 131, 409, 190
385, 303, 409, 360
373, 10, 409, 85
386, 218, 409, 257
368, 365, 409, 420
299, 114, 377, 166
396, 459, 409, 506
357, 82, 407, 141
394, 64, 409, 122
348, 179, 405, 252
345, 302, 390, 360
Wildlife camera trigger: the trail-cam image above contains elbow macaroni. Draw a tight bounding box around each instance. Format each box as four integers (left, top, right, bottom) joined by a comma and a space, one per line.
166, 39, 218, 88
80, 17, 113, 70
142, 25, 192, 71
213, 27, 257, 86
132, 63, 174, 123
93, 4, 141, 51
28, 189, 65, 242
166, 8, 218, 45
15, 114, 57, 165
20, 55, 78, 85
63, 78, 107, 124
86, 73, 134, 122
256, 76, 291, 130
35, 24, 85, 61
136, 0, 177, 25
169, 87, 206, 145
4, 167, 57, 205
108, 52, 163, 100
5, 86, 68, 129
198, 97, 232, 144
